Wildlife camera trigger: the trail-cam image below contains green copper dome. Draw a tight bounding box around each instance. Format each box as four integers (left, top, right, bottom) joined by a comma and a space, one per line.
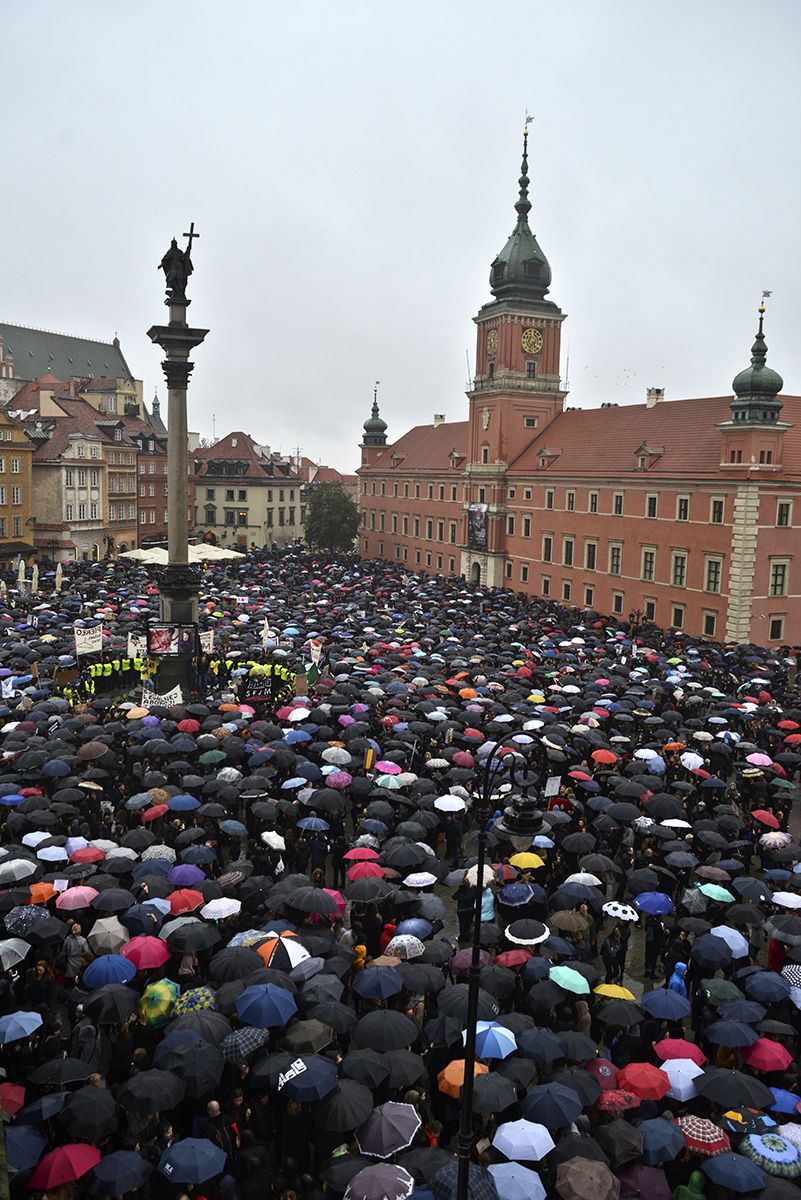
362, 396, 387, 445
489, 130, 552, 303
731, 308, 784, 422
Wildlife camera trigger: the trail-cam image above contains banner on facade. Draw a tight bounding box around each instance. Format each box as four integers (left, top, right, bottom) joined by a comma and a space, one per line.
128, 633, 148, 659
74, 625, 103, 656
467, 503, 488, 549
142, 685, 184, 708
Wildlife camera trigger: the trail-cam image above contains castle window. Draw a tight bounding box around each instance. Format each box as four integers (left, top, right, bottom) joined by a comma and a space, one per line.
770, 561, 788, 597
705, 557, 723, 593
524, 416, 538, 427
521, 564, 529, 583
526, 362, 536, 379
481, 446, 489, 464
584, 586, 594, 607
672, 605, 685, 629
769, 615, 785, 641
677, 496, 689, 521
777, 501, 792, 527
613, 492, 623, 515
541, 576, 550, 596
612, 592, 623, 614
710, 498, 725, 523
703, 611, 717, 638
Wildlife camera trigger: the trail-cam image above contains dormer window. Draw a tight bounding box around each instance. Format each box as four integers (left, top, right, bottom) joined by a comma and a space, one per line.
114, 429, 122, 441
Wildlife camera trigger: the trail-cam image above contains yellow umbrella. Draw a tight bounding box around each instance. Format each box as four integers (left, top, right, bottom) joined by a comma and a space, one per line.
594, 983, 635, 1000
509, 853, 545, 869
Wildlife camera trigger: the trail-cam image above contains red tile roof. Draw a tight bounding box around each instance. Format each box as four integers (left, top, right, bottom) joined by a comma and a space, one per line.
360, 420, 469, 473
510, 394, 801, 479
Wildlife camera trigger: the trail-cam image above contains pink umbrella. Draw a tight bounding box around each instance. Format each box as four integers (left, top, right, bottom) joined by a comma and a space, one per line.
56, 887, 99, 911
120, 935, 171, 970
746, 753, 774, 767
654, 1038, 707, 1066
375, 761, 402, 774
28, 1144, 101, 1190
327, 771, 353, 789
323, 888, 347, 916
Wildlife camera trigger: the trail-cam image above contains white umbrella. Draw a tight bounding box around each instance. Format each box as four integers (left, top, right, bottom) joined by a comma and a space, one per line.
493, 1118, 555, 1162
565, 872, 602, 887
201, 898, 241, 920
661, 1057, 704, 1101
680, 751, 704, 770
434, 796, 467, 813
709, 926, 749, 957
0, 938, 31, 970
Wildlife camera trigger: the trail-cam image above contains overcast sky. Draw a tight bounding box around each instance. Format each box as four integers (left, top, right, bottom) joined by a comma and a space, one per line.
4, 1, 800, 473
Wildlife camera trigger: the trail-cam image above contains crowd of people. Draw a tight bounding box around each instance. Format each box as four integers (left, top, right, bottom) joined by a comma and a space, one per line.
0, 551, 797, 1200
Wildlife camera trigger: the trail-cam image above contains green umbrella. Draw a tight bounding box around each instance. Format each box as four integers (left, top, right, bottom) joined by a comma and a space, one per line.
199, 750, 227, 764
698, 883, 735, 903
701, 978, 743, 1005
549, 965, 590, 994
140, 979, 180, 1026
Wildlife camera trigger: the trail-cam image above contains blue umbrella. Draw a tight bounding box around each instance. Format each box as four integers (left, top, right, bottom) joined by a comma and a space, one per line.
120, 902, 165, 935
634, 892, 674, 915
5, 1125, 46, 1172
520, 958, 554, 984
296, 817, 330, 831
745, 972, 791, 1003
180, 846, 217, 865
394, 919, 433, 940
705, 1019, 758, 1048
82, 954, 137, 988
522, 1082, 582, 1126
701, 1151, 766, 1192
168, 795, 201, 811
277, 1054, 338, 1102
430, 1160, 499, 1200
0, 1010, 42, 1044
153, 1028, 208, 1068
15, 1092, 67, 1124
497, 883, 535, 907
353, 966, 405, 1001
468, 1021, 518, 1060
235, 983, 298, 1027
636, 1116, 686, 1165
769, 1087, 801, 1115
158, 1138, 227, 1184
640, 988, 691, 1020
717, 999, 766, 1024
89, 1151, 153, 1194
132, 858, 173, 878
219, 820, 248, 837
487, 1162, 545, 1200
41, 760, 71, 778
0, 794, 23, 807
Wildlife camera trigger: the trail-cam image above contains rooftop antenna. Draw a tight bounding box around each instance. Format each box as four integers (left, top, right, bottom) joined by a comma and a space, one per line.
465, 349, 472, 390
564, 338, 570, 392
212, 413, 215, 441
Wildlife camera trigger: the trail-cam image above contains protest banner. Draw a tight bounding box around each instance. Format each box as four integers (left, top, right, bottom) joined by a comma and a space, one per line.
74, 625, 103, 656
141, 685, 184, 708
199, 629, 214, 653
128, 633, 148, 659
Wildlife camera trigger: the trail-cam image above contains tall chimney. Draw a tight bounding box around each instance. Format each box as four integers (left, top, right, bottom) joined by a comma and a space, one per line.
646, 387, 665, 409
433, 413, 445, 427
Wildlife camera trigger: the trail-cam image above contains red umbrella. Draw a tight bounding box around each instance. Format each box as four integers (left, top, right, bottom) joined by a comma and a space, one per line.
69, 846, 105, 863
120, 935, 171, 970
493, 949, 532, 968
28, 1144, 101, 1189
0, 1082, 24, 1115
343, 848, 380, 861
750, 810, 780, 829
585, 1058, 619, 1091
177, 719, 201, 732
741, 1038, 793, 1072
617, 1063, 671, 1101
347, 862, 385, 880
169, 889, 205, 914
142, 804, 169, 822
594, 1088, 640, 1112
675, 1116, 730, 1157
654, 1038, 707, 1066
592, 749, 618, 765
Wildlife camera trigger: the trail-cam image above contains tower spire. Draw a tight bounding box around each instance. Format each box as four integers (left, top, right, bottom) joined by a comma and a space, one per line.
487, 124, 555, 307
730, 299, 784, 422
515, 128, 531, 225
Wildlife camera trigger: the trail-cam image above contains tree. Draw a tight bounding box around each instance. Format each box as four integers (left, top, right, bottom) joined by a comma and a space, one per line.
304, 482, 361, 552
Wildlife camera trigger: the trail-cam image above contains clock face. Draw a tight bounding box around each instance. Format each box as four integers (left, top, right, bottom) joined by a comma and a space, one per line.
486, 328, 498, 357
521, 327, 543, 356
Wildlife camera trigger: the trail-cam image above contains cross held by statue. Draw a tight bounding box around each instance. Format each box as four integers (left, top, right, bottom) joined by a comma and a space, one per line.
183, 223, 199, 254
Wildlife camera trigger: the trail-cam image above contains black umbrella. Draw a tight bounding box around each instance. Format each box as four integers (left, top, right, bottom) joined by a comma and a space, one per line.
694, 1066, 774, 1109
59, 1085, 118, 1140
29, 1056, 91, 1088
352, 1009, 420, 1052
117, 1069, 186, 1113
437, 984, 499, 1023
385, 1050, 427, 1090
88, 1150, 153, 1195
313, 1080, 375, 1132
468, 1071, 518, 1114
163, 1039, 225, 1098
84, 983, 139, 1025
209, 946, 265, 981
341, 1048, 392, 1089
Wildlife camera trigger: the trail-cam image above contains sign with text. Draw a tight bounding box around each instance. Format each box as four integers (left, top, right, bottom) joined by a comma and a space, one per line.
74, 625, 103, 656
142, 685, 184, 708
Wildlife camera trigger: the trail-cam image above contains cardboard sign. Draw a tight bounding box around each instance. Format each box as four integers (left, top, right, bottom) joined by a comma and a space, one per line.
128, 633, 148, 659
544, 775, 562, 798
293, 673, 308, 696
141, 685, 183, 708
74, 625, 103, 656
199, 629, 214, 653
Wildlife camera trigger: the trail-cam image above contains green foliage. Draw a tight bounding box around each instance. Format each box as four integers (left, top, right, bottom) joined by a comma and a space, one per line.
304, 482, 361, 552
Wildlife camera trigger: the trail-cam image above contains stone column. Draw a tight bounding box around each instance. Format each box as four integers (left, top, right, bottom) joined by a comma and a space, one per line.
147, 281, 208, 694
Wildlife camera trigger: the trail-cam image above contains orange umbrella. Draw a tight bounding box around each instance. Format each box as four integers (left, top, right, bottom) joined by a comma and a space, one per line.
437, 1059, 489, 1098
29, 882, 56, 905
591, 749, 618, 764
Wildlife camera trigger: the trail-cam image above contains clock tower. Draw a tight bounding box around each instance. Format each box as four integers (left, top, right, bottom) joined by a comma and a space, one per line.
468, 128, 567, 467
463, 128, 567, 586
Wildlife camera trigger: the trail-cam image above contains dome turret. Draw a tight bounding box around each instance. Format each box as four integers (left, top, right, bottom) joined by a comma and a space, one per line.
730, 305, 784, 422
489, 129, 552, 304
362, 389, 387, 446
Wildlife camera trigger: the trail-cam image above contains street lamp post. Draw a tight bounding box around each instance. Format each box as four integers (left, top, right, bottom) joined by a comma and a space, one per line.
629, 607, 644, 646
455, 737, 544, 1200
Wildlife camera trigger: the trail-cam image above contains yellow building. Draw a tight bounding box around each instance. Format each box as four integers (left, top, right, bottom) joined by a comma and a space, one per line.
0, 407, 36, 565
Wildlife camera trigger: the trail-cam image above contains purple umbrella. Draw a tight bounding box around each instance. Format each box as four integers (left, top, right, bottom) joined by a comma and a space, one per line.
167, 864, 205, 887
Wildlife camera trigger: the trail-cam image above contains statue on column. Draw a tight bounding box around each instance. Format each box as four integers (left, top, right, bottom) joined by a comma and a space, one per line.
159, 238, 193, 300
